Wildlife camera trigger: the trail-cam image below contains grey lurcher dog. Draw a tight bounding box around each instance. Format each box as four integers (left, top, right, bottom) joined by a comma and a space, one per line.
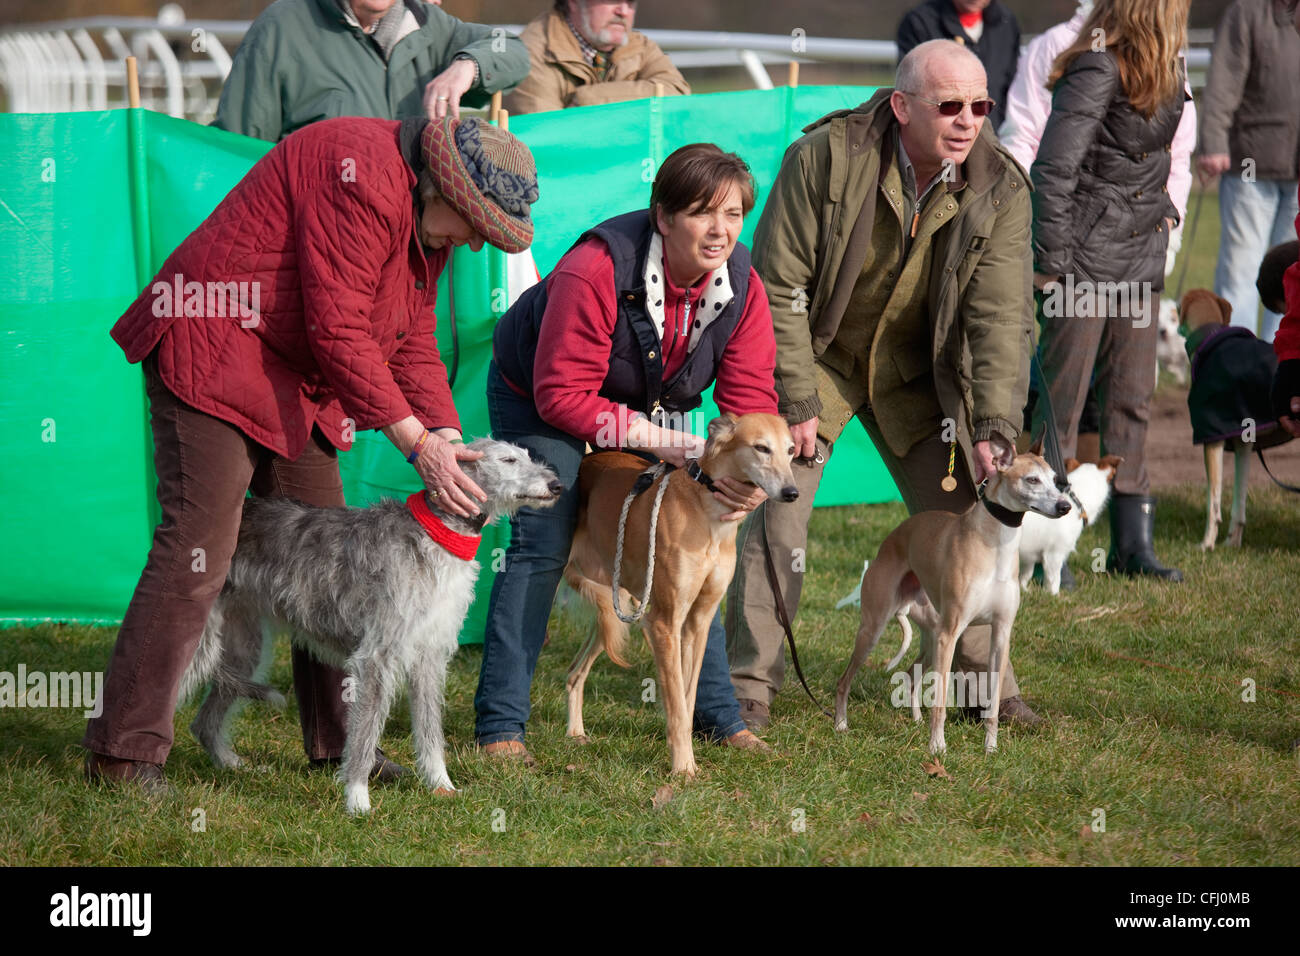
833, 435, 1070, 756
178, 438, 562, 815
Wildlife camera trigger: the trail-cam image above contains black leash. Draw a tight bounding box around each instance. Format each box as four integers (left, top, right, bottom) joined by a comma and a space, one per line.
1256, 447, 1300, 493
1030, 349, 1072, 492
760, 503, 834, 719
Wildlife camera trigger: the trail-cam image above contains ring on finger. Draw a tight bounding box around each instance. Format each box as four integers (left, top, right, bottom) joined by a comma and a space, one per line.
430, 489, 441, 499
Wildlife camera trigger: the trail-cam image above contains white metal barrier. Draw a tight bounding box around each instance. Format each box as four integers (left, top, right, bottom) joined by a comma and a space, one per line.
0, 10, 1215, 123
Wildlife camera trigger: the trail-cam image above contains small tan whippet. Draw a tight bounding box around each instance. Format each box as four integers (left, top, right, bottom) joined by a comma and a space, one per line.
564, 413, 798, 777
833, 435, 1070, 755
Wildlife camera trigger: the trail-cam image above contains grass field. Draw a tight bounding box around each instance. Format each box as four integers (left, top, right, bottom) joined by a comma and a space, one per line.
4, 186, 1297, 866
2, 480, 1297, 866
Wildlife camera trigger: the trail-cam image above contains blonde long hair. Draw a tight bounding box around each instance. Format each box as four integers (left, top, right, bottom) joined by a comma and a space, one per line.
1048, 0, 1190, 117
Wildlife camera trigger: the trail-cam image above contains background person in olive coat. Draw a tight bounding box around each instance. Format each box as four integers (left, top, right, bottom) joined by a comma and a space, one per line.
213, 0, 530, 142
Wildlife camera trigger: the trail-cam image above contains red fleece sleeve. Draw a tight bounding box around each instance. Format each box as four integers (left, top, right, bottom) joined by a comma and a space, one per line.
387, 247, 461, 433
533, 239, 639, 443
293, 176, 415, 430
1276, 201, 1300, 363
711, 269, 779, 416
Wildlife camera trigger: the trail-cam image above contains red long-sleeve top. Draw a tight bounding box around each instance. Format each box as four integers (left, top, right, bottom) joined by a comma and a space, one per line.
1275, 188, 1300, 363
528, 237, 778, 442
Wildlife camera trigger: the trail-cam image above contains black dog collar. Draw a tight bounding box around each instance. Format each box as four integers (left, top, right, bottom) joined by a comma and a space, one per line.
685, 459, 719, 492
978, 486, 1024, 528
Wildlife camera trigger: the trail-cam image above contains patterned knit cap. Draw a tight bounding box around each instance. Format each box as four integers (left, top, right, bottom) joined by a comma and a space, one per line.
421, 116, 538, 254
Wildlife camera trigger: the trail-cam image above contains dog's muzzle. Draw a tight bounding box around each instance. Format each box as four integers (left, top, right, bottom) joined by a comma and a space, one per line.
780, 485, 800, 502
1053, 499, 1072, 517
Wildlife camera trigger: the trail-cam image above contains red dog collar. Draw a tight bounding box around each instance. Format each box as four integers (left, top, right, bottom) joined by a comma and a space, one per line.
406, 491, 482, 561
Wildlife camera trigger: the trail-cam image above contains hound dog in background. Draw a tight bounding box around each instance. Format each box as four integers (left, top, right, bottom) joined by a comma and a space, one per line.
563, 413, 798, 778
1179, 288, 1294, 550
179, 439, 562, 816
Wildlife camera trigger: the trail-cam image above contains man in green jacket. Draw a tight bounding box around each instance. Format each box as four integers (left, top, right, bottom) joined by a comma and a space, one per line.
726, 39, 1043, 730
214, 0, 530, 142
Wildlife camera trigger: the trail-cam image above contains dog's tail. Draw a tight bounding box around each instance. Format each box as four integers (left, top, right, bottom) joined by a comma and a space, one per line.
177, 592, 287, 709
884, 610, 914, 672
564, 563, 633, 668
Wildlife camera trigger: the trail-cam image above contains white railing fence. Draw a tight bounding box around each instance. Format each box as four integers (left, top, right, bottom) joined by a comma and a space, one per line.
0, 8, 1215, 123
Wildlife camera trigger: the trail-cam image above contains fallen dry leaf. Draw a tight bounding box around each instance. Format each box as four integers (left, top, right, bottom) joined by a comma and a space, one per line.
857, 812, 879, 829
651, 784, 674, 810
1079, 826, 1094, 842
912, 791, 929, 801
922, 760, 950, 779
563, 764, 577, 773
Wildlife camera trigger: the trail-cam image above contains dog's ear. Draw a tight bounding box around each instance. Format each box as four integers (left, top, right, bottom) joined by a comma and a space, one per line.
707, 413, 738, 446
1028, 436, 1044, 458
1064, 457, 1080, 473
990, 433, 1016, 472
1098, 454, 1125, 476
1215, 294, 1233, 325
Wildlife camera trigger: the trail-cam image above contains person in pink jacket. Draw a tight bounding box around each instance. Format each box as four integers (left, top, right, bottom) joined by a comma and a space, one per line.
999, 0, 1196, 274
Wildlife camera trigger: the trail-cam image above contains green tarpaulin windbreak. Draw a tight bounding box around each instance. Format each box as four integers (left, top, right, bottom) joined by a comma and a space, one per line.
0, 85, 899, 637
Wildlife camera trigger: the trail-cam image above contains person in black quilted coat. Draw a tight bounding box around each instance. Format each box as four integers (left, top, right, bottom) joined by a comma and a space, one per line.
1030, 0, 1192, 582
897, 1, 1020, 129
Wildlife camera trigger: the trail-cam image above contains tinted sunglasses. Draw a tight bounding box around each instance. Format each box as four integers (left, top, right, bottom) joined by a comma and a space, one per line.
901, 92, 996, 117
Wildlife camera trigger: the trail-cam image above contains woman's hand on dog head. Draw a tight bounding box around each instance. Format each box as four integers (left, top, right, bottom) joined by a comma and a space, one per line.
415, 432, 487, 517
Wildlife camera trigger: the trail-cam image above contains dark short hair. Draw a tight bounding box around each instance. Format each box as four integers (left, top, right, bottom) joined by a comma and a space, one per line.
1257, 239, 1299, 314
649, 144, 756, 228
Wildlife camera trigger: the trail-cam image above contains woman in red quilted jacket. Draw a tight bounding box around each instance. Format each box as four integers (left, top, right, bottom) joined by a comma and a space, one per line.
83, 115, 539, 793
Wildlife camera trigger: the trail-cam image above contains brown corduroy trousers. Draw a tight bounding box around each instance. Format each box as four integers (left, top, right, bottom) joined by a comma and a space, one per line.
83, 353, 350, 765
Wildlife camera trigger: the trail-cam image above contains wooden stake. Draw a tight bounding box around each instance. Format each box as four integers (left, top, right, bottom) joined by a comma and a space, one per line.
490, 90, 502, 125
125, 55, 140, 108
498, 109, 509, 132
788, 61, 799, 89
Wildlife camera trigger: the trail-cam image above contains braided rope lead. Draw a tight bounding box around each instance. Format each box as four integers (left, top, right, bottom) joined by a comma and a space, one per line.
612, 462, 672, 624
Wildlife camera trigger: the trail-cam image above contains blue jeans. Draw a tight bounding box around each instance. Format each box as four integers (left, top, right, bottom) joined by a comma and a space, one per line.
1214, 175, 1299, 343
474, 362, 746, 745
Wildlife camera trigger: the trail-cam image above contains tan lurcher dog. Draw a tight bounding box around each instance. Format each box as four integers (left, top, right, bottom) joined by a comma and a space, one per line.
833, 436, 1070, 756
564, 413, 798, 777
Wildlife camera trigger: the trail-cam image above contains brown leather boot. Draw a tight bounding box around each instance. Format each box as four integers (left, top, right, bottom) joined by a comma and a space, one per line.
479, 739, 537, 768
720, 729, 772, 752
84, 752, 171, 797
998, 696, 1045, 728
736, 697, 770, 731
961, 696, 1045, 728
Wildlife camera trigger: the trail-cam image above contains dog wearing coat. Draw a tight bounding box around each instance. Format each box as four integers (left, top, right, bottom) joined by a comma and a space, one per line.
178, 438, 561, 815
1018, 455, 1122, 595
1179, 288, 1294, 550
